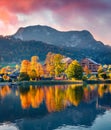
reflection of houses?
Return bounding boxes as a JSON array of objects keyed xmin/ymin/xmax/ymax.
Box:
[
  {"xmin": 83, "ymin": 86, "xmax": 98, "ymax": 103},
  {"xmin": 96, "ymin": 93, "xmax": 111, "ymax": 110},
  {"xmin": 80, "ymin": 58, "xmax": 100, "ymax": 73}
]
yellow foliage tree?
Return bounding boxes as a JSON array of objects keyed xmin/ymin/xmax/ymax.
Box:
[{"xmin": 20, "ymin": 60, "xmax": 30, "ymax": 74}]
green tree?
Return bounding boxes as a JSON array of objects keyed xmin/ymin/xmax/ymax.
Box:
[
  {"xmin": 65, "ymin": 60, "xmax": 83, "ymax": 80},
  {"xmin": 19, "ymin": 72, "xmax": 30, "ymax": 81},
  {"xmin": 53, "ymin": 54, "xmax": 65, "ymax": 77},
  {"xmin": 98, "ymin": 65, "xmax": 108, "ymax": 79},
  {"xmin": 29, "ymin": 70, "xmax": 37, "ymax": 80},
  {"xmin": 98, "ymin": 65, "xmax": 104, "ymax": 74}
]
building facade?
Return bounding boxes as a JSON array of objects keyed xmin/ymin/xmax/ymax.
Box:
[{"xmin": 80, "ymin": 58, "xmax": 100, "ymax": 73}]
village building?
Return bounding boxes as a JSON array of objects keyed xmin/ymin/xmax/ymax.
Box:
[
  {"xmin": 80, "ymin": 58, "xmax": 100, "ymax": 73},
  {"xmin": 61, "ymin": 57, "xmax": 72, "ymax": 67}
]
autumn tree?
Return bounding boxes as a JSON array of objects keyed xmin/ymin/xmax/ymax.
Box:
[
  {"xmin": 45, "ymin": 52, "xmax": 55, "ymax": 77},
  {"xmin": 0, "ymin": 68, "xmax": 7, "ymax": 74},
  {"xmin": 45, "ymin": 53, "xmax": 65, "ymax": 77},
  {"xmin": 84, "ymin": 65, "xmax": 91, "ymax": 75},
  {"xmin": 30, "ymin": 56, "xmax": 39, "ymax": 70},
  {"xmin": 29, "ymin": 56, "xmax": 44, "ymax": 80},
  {"xmin": 36, "ymin": 63, "xmax": 44, "ymax": 78},
  {"xmin": 65, "ymin": 60, "xmax": 83, "ymax": 80},
  {"xmin": 29, "ymin": 70, "xmax": 37, "ymax": 80},
  {"xmin": 20, "ymin": 60, "xmax": 30, "ymax": 74}
]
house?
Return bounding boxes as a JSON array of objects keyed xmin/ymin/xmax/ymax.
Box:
[
  {"xmin": 80, "ymin": 58, "xmax": 100, "ymax": 73},
  {"xmin": 61, "ymin": 57, "xmax": 72, "ymax": 67}
]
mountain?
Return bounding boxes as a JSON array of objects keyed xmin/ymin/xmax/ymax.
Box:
[
  {"xmin": 11, "ymin": 25, "xmax": 111, "ymax": 64},
  {"xmin": 13, "ymin": 25, "xmax": 104, "ymax": 49}
]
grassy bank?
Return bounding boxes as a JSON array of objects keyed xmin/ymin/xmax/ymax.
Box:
[
  {"xmin": 0, "ymin": 79, "xmax": 111, "ymax": 87},
  {"xmin": 17, "ymin": 80, "xmax": 83, "ymax": 86},
  {"xmin": 84, "ymin": 79, "xmax": 111, "ymax": 84}
]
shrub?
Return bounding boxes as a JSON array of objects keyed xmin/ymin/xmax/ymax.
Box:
[{"xmin": 82, "ymin": 75, "xmax": 88, "ymax": 81}]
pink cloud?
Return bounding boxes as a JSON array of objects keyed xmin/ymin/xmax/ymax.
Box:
[{"xmin": 0, "ymin": 0, "xmax": 111, "ymax": 45}]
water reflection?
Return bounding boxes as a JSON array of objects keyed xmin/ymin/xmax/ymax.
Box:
[
  {"xmin": 0, "ymin": 123, "xmax": 18, "ymax": 130},
  {"xmin": 19, "ymin": 85, "xmax": 84, "ymax": 111},
  {"xmin": 0, "ymin": 85, "xmax": 11, "ymax": 98},
  {"xmin": 0, "ymin": 84, "xmax": 111, "ymax": 130}
]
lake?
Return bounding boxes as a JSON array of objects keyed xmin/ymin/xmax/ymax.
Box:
[{"xmin": 0, "ymin": 84, "xmax": 111, "ymax": 130}]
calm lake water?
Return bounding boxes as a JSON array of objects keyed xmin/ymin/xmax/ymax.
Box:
[{"xmin": 0, "ymin": 84, "xmax": 111, "ymax": 130}]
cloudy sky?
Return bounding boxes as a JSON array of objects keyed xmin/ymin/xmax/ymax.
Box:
[{"xmin": 0, "ymin": 0, "xmax": 111, "ymax": 45}]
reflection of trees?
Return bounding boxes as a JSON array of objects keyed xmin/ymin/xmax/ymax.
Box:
[
  {"xmin": 19, "ymin": 84, "xmax": 84, "ymax": 112},
  {"xmin": 44, "ymin": 86, "xmax": 65, "ymax": 112},
  {"xmin": 66, "ymin": 85, "xmax": 83, "ymax": 106},
  {"xmin": 19, "ymin": 86, "xmax": 44, "ymax": 109},
  {"xmin": 2, "ymin": 84, "xmax": 111, "ymax": 112},
  {"xmin": 0, "ymin": 85, "xmax": 11, "ymax": 98},
  {"xmin": 98, "ymin": 84, "xmax": 108, "ymax": 98}
]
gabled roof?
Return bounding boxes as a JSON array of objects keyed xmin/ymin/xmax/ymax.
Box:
[
  {"xmin": 61, "ymin": 57, "xmax": 72, "ymax": 63},
  {"xmin": 87, "ymin": 58, "xmax": 100, "ymax": 65}
]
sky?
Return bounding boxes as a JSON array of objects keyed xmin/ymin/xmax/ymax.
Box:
[{"xmin": 0, "ymin": 0, "xmax": 111, "ymax": 45}]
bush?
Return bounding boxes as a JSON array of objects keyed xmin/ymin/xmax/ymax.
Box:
[
  {"xmin": 99, "ymin": 73, "xmax": 108, "ymax": 79},
  {"xmin": 89, "ymin": 75, "xmax": 97, "ymax": 80},
  {"xmin": 82, "ymin": 75, "xmax": 88, "ymax": 81}
]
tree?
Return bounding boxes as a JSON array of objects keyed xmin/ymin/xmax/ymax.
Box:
[
  {"xmin": 98, "ymin": 65, "xmax": 107, "ymax": 79},
  {"xmin": 20, "ymin": 60, "xmax": 30, "ymax": 74},
  {"xmin": 31, "ymin": 56, "xmax": 39, "ymax": 70},
  {"xmin": 36, "ymin": 63, "xmax": 44, "ymax": 78},
  {"xmin": 98, "ymin": 65, "xmax": 104, "ymax": 74},
  {"xmin": 84, "ymin": 65, "xmax": 91, "ymax": 75},
  {"xmin": 18, "ymin": 72, "xmax": 30, "ymax": 81},
  {"xmin": 53, "ymin": 54, "xmax": 65, "ymax": 77},
  {"xmin": 45, "ymin": 52, "xmax": 55, "ymax": 76},
  {"xmin": 0, "ymin": 68, "xmax": 7, "ymax": 74},
  {"xmin": 45, "ymin": 53, "xmax": 65, "ymax": 77},
  {"xmin": 29, "ymin": 70, "xmax": 37, "ymax": 80},
  {"xmin": 65, "ymin": 60, "xmax": 83, "ymax": 80},
  {"xmin": 15, "ymin": 64, "xmax": 20, "ymax": 70}
]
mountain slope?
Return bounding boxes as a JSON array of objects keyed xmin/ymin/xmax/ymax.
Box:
[
  {"xmin": 13, "ymin": 25, "xmax": 105, "ymax": 50},
  {"xmin": 0, "ymin": 36, "xmax": 111, "ymax": 64},
  {"xmin": 0, "ymin": 36, "xmax": 69, "ymax": 62}
]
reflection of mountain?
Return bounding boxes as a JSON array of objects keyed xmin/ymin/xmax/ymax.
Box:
[
  {"xmin": 97, "ymin": 93, "xmax": 111, "ymax": 110},
  {"xmin": 0, "ymin": 84, "xmax": 111, "ymax": 130},
  {"xmin": 15, "ymin": 102, "xmax": 105, "ymax": 130}
]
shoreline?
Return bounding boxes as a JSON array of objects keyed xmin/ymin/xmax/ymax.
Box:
[
  {"xmin": 17, "ymin": 80, "xmax": 83, "ymax": 86},
  {"xmin": 0, "ymin": 79, "xmax": 111, "ymax": 86}
]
